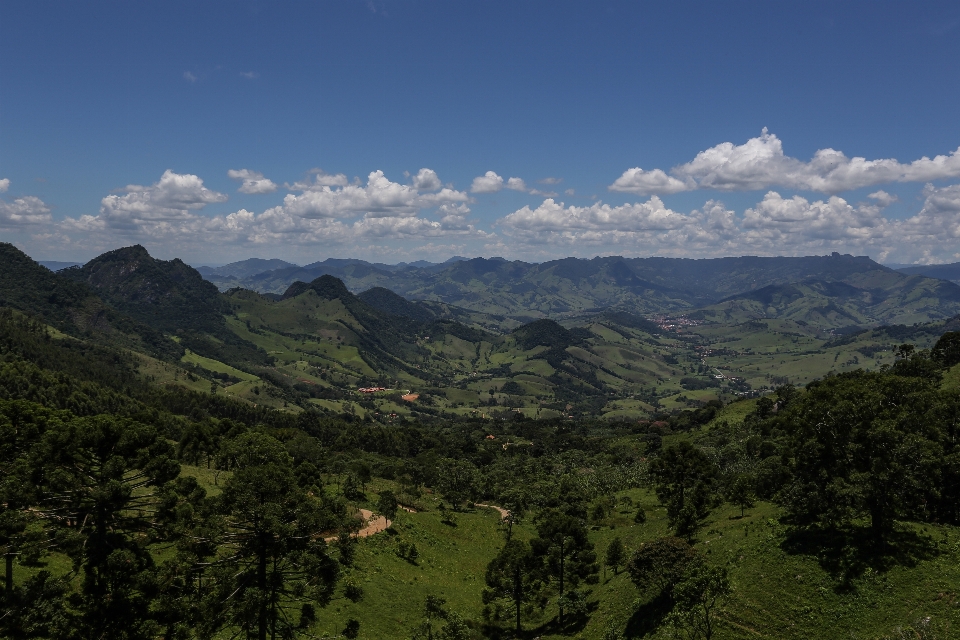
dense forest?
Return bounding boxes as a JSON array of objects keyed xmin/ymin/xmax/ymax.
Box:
[{"xmin": 4, "ymin": 244, "xmax": 960, "ymax": 638}]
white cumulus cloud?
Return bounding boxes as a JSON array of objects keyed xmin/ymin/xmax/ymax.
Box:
[
  {"xmin": 740, "ymin": 192, "xmax": 888, "ymax": 248},
  {"xmin": 506, "ymin": 177, "xmax": 528, "ymax": 191},
  {"xmin": 411, "ymin": 168, "xmax": 442, "ymax": 191},
  {"xmin": 609, "ymin": 168, "xmax": 692, "ymax": 195},
  {"xmin": 471, "ymin": 171, "xmax": 504, "ymax": 193},
  {"xmin": 280, "ymin": 170, "xmax": 469, "ymax": 219},
  {"xmin": 59, "ymin": 170, "xmax": 227, "ymax": 237},
  {"xmin": 228, "ymin": 169, "xmax": 278, "ymax": 194},
  {"xmin": 0, "ymin": 179, "xmax": 9, "ymax": 193},
  {"xmin": 0, "ymin": 195, "xmax": 52, "ymax": 226},
  {"xmin": 610, "ymin": 129, "xmax": 960, "ymax": 195}
]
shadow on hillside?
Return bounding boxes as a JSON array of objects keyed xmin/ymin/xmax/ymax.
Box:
[
  {"xmin": 781, "ymin": 524, "xmax": 940, "ymax": 590},
  {"xmin": 480, "ymin": 600, "xmax": 598, "ymax": 640},
  {"xmin": 624, "ymin": 593, "xmax": 673, "ymax": 638}
]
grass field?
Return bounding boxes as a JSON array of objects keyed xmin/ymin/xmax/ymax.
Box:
[{"xmin": 288, "ymin": 486, "xmax": 960, "ymax": 639}]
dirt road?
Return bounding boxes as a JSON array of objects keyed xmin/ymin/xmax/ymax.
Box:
[
  {"xmin": 475, "ymin": 503, "xmax": 510, "ymax": 520},
  {"xmin": 324, "ymin": 508, "xmax": 391, "ymax": 542}
]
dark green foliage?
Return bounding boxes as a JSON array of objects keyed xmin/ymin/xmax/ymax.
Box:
[
  {"xmin": 605, "ymin": 536, "xmax": 625, "ymax": 574},
  {"xmin": 889, "ymin": 344, "xmax": 943, "ymax": 380},
  {"xmin": 0, "ymin": 245, "xmax": 182, "ymax": 360},
  {"xmin": 483, "ymin": 538, "xmax": 539, "ymax": 632},
  {"xmin": 1, "ymin": 570, "xmax": 74, "ymax": 638},
  {"xmin": 512, "ymin": 319, "xmax": 579, "ymax": 351},
  {"xmin": 357, "ymin": 286, "xmax": 436, "ymax": 323},
  {"xmin": 665, "ymin": 564, "xmax": 730, "ymax": 640},
  {"xmin": 60, "ymin": 244, "xmax": 271, "ymax": 366},
  {"xmin": 650, "ymin": 442, "xmax": 718, "ymax": 538},
  {"xmin": 377, "ymin": 490, "xmax": 399, "ymax": 520},
  {"xmin": 626, "ymin": 537, "xmax": 703, "ymax": 600},
  {"xmin": 779, "ymin": 370, "xmax": 942, "ymax": 545},
  {"xmin": 601, "ymin": 311, "xmax": 662, "ymax": 334},
  {"xmin": 35, "ymin": 413, "xmax": 180, "ymax": 638},
  {"xmin": 634, "ymin": 507, "xmax": 647, "ymax": 524},
  {"xmin": 435, "ymin": 459, "xmax": 479, "ymax": 509},
  {"xmin": 0, "ymin": 243, "xmax": 93, "ymax": 330},
  {"xmin": 410, "ymin": 595, "xmax": 470, "ymax": 640},
  {"xmin": 0, "ymin": 309, "xmax": 293, "ymax": 436},
  {"xmin": 931, "ymin": 331, "xmax": 960, "ymax": 368},
  {"xmin": 530, "ymin": 508, "xmax": 598, "ymax": 625},
  {"xmin": 343, "ymin": 618, "xmax": 361, "ymax": 638},
  {"xmin": 499, "ymin": 380, "xmax": 525, "ymax": 396},
  {"xmin": 680, "ymin": 377, "xmax": 720, "ymax": 391},
  {"xmin": 199, "ymin": 432, "xmax": 341, "ymax": 640},
  {"xmin": 727, "ymin": 474, "xmax": 756, "ymax": 517}
]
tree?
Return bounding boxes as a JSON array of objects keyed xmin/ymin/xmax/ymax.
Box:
[
  {"xmin": 626, "ymin": 537, "xmax": 703, "ymax": 601},
  {"xmin": 932, "ymin": 331, "xmax": 960, "ymax": 368},
  {"xmin": 482, "ymin": 538, "xmax": 540, "ymax": 633},
  {"xmin": 411, "ymin": 595, "xmax": 470, "ymax": 640},
  {"xmin": 435, "ymin": 459, "xmax": 479, "ymax": 510},
  {"xmin": 780, "ymin": 371, "xmax": 941, "ymax": 546},
  {"xmin": 605, "ymin": 536, "xmax": 625, "ymax": 576},
  {"xmin": 199, "ymin": 432, "xmax": 340, "ymax": 640},
  {"xmin": 665, "ymin": 565, "xmax": 730, "ymax": 640},
  {"xmin": 35, "ymin": 414, "xmax": 181, "ymax": 638},
  {"xmin": 177, "ymin": 420, "xmax": 216, "ymax": 467},
  {"xmin": 530, "ymin": 508, "xmax": 598, "ymax": 626},
  {"xmin": 497, "ymin": 487, "xmax": 529, "ymax": 541},
  {"xmin": 0, "ymin": 401, "xmax": 53, "ymax": 600},
  {"xmin": 650, "ymin": 442, "xmax": 718, "ymax": 538},
  {"xmin": 377, "ymin": 490, "xmax": 399, "ymax": 521},
  {"xmin": 727, "ymin": 474, "xmax": 755, "ymax": 517}
]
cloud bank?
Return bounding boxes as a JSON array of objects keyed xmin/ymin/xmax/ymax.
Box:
[
  {"xmin": 610, "ymin": 129, "xmax": 960, "ymax": 195},
  {"xmin": 33, "ymin": 169, "xmax": 487, "ymax": 258},
  {"xmin": 497, "ymin": 184, "xmax": 960, "ymax": 263},
  {"xmin": 7, "ymin": 142, "xmax": 960, "ymax": 265}
]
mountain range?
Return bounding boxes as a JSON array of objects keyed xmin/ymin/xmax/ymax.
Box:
[
  {"xmin": 5, "ymin": 242, "xmax": 959, "ymax": 419},
  {"xmin": 198, "ymin": 252, "xmax": 960, "ymax": 327}
]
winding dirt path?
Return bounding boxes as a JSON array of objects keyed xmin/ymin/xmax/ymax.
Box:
[
  {"xmin": 475, "ymin": 503, "xmax": 510, "ymax": 520},
  {"xmin": 324, "ymin": 508, "xmax": 391, "ymax": 542},
  {"xmin": 323, "ymin": 504, "xmax": 509, "ymax": 543}
]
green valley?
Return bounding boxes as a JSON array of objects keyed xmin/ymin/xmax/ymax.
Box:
[{"xmin": 4, "ymin": 242, "xmax": 960, "ymax": 639}]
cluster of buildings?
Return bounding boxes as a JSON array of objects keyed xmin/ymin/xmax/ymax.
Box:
[{"xmin": 650, "ymin": 315, "xmax": 703, "ymax": 332}]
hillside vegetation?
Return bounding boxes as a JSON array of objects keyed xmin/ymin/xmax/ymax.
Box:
[{"xmin": 3, "ymin": 244, "xmax": 960, "ymax": 639}]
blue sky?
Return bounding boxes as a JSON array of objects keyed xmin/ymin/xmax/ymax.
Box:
[{"xmin": 3, "ymin": 1, "xmax": 960, "ymax": 265}]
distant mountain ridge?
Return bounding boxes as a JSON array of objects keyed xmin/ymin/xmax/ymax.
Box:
[
  {"xmin": 194, "ymin": 252, "xmax": 960, "ymax": 327},
  {"xmin": 896, "ymin": 262, "xmax": 960, "ymax": 284}
]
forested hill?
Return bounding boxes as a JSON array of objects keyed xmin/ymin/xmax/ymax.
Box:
[
  {"xmin": 60, "ymin": 245, "xmax": 271, "ymax": 366},
  {"xmin": 61, "ymin": 244, "xmax": 229, "ymax": 336},
  {"xmin": 0, "ymin": 243, "xmax": 181, "ymax": 359}
]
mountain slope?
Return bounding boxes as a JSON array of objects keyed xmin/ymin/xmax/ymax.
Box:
[
  {"xmin": 705, "ymin": 276, "xmax": 960, "ymax": 328},
  {"xmin": 0, "ymin": 243, "xmax": 181, "ymax": 359},
  {"xmin": 61, "ymin": 245, "xmax": 271, "ymax": 366}
]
